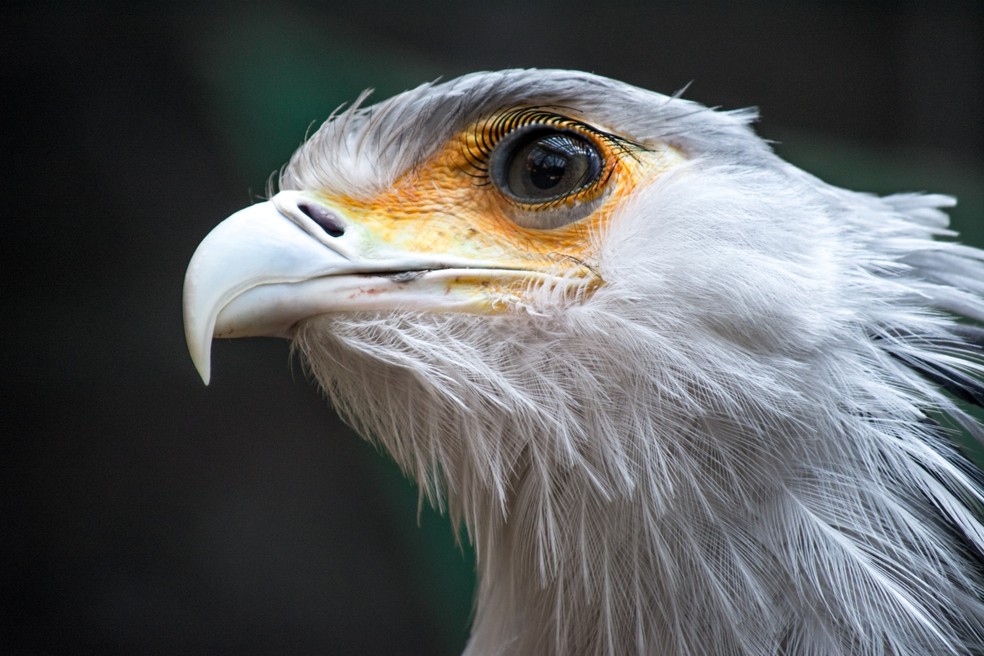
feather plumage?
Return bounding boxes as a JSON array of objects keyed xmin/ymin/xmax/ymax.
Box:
[{"xmin": 202, "ymin": 70, "xmax": 984, "ymax": 655}]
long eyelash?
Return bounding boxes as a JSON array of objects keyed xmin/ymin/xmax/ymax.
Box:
[{"xmin": 460, "ymin": 106, "xmax": 647, "ymax": 185}]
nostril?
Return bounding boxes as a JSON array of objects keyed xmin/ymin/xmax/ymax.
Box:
[{"xmin": 298, "ymin": 202, "xmax": 346, "ymax": 238}]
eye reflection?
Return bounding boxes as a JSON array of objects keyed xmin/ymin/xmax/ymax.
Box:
[{"xmin": 491, "ymin": 128, "xmax": 603, "ymax": 204}]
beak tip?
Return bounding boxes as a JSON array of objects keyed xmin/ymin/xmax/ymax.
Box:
[
  {"xmin": 188, "ymin": 332, "xmax": 213, "ymax": 386},
  {"xmin": 184, "ymin": 297, "xmax": 214, "ymax": 386}
]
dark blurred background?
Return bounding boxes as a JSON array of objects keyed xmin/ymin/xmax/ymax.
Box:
[{"xmin": 3, "ymin": 1, "xmax": 983, "ymax": 654}]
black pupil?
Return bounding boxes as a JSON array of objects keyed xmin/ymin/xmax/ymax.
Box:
[
  {"xmin": 527, "ymin": 142, "xmax": 570, "ymax": 190},
  {"xmin": 494, "ymin": 129, "xmax": 602, "ymax": 204}
]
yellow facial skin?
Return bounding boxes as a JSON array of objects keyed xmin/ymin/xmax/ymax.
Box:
[
  {"xmin": 184, "ymin": 110, "xmax": 687, "ymax": 381},
  {"xmin": 312, "ymin": 111, "xmax": 686, "ymax": 293}
]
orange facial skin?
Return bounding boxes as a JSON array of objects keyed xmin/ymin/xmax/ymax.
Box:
[{"xmin": 308, "ymin": 111, "xmax": 685, "ymax": 290}]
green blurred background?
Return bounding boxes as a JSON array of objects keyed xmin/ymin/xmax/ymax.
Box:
[{"xmin": 3, "ymin": 1, "xmax": 982, "ymax": 654}]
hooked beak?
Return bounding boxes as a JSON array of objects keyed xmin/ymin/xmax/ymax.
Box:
[{"xmin": 183, "ymin": 191, "xmax": 544, "ymax": 384}]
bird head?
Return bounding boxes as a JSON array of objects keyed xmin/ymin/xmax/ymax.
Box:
[
  {"xmin": 184, "ymin": 69, "xmax": 824, "ymax": 499},
  {"xmin": 184, "ymin": 69, "xmax": 984, "ymax": 655}
]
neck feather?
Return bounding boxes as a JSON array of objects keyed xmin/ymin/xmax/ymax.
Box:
[{"xmin": 295, "ymin": 305, "xmax": 984, "ymax": 656}]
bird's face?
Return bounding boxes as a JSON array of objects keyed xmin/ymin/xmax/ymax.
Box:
[
  {"xmin": 184, "ymin": 69, "xmax": 822, "ymax": 511},
  {"xmin": 184, "ymin": 74, "xmax": 688, "ymax": 384}
]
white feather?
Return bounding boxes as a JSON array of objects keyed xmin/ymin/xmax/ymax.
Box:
[{"xmin": 285, "ymin": 70, "xmax": 984, "ymax": 655}]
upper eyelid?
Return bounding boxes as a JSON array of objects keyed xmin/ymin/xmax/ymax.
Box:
[
  {"xmin": 458, "ymin": 107, "xmax": 644, "ymax": 186},
  {"xmin": 470, "ymin": 107, "xmax": 632, "ymax": 157},
  {"xmin": 449, "ymin": 108, "xmax": 646, "ymax": 227}
]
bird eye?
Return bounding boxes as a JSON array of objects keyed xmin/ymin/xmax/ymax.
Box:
[{"xmin": 490, "ymin": 127, "xmax": 604, "ymax": 205}]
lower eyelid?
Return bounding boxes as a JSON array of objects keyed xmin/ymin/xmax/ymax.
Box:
[{"xmin": 502, "ymin": 188, "xmax": 607, "ymax": 230}]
